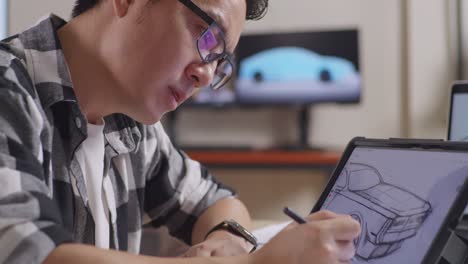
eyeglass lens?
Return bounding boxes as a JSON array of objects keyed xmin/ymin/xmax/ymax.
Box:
[{"xmin": 197, "ymin": 25, "xmax": 233, "ymax": 89}]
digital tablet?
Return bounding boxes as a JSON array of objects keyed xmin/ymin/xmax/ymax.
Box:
[{"xmin": 312, "ymin": 137, "xmax": 468, "ymax": 263}]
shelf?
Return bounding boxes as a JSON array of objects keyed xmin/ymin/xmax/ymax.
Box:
[{"xmin": 185, "ymin": 149, "xmax": 342, "ymax": 168}]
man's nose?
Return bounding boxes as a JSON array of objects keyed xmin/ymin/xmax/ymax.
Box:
[{"xmin": 186, "ymin": 61, "xmax": 217, "ymax": 88}]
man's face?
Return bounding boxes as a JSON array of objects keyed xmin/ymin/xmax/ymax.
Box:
[{"xmin": 103, "ymin": 0, "xmax": 246, "ymax": 124}]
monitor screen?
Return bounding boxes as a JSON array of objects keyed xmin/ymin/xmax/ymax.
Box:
[
  {"xmin": 448, "ymin": 92, "xmax": 468, "ymax": 217},
  {"xmin": 0, "ymin": 0, "xmax": 7, "ymax": 39},
  {"xmin": 449, "ymin": 93, "xmax": 468, "ymax": 141},
  {"xmin": 187, "ymin": 29, "xmax": 361, "ymax": 106},
  {"xmin": 319, "ymin": 146, "xmax": 468, "ymax": 263}
]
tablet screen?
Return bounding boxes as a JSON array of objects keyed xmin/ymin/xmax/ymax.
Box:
[{"xmin": 320, "ymin": 146, "xmax": 468, "ymax": 263}]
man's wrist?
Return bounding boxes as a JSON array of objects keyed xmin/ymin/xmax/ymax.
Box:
[
  {"xmin": 205, "ymin": 230, "xmax": 254, "ymax": 253},
  {"xmin": 204, "ymin": 219, "xmax": 257, "ymax": 253}
]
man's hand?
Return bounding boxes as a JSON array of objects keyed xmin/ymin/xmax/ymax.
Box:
[
  {"xmin": 251, "ymin": 210, "xmax": 361, "ymax": 264},
  {"xmin": 181, "ymin": 230, "xmax": 253, "ymax": 257}
]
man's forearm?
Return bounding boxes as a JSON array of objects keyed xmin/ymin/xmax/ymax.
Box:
[
  {"xmin": 191, "ymin": 197, "xmax": 252, "ymax": 244},
  {"xmin": 44, "ymin": 244, "xmax": 150, "ymax": 264},
  {"xmin": 44, "ymin": 244, "xmax": 255, "ymax": 264}
]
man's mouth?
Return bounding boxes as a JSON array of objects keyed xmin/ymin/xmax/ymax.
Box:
[{"xmin": 170, "ymin": 87, "xmax": 182, "ymax": 104}]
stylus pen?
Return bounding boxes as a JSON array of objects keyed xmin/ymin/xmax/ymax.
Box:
[
  {"xmin": 283, "ymin": 207, "xmax": 307, "ymax": 224},
  {"xmin": 285, "ymin": 207, "xmax": 357, "ymax": 262}
]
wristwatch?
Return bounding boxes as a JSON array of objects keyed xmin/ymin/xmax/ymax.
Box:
[{"xmin": 205, "ymin": 219, "xmax": 258, "ymax": 253}]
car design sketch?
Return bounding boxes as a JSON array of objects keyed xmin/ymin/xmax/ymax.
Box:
[
  {"xmin": 322, "ymin": 162, "xmax": 432, "ymax": 260},
  {"xmin": 235, "ymin": 47, "xmax": 361, "ymax": 103}
]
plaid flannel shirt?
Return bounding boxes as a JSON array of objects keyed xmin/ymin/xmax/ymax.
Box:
[{"xmin": 0, "ymin": 14, "xmax": 235, "ymax": 263}]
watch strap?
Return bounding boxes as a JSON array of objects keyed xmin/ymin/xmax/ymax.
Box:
[{"xmin": 204, "ymin": 219, "xmax": 257, "ymax": 253}]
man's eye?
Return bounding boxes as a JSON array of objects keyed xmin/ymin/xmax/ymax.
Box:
[
  {"xmin": 189, "ymin": 23, "xmax": 205, "ymax": 38},
  {"xmin": 199, "ymin": 25, "xmax": 208, "ymax": 35},
  {"xmin": 200, "ymin": 30, "xmax": 218, "ymax": 51},
  {"xmin": 195, "ymin": 24, "xmax": 207, "ymax": 36}
]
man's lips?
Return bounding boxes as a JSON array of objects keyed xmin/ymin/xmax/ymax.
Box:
[{"xmin": 170, "ymin": 87, "xmax": 183, "ymax": 104}]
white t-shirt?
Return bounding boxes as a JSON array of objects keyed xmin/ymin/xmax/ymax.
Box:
[{"xmin": 75, "ymin": 122, "xmax": 109, "ymax": 249}]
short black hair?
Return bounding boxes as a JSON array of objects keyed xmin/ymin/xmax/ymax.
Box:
[
  {"xmin": 71, "ymin": 0, "xmax": 97, "ymax": 18},
  {"xmin": 246, "ymin": 0, "xmax": 268, "ymax": 20},
  {"xmin": 71, "ymin": 0, "xmax": 268, "ymax": 20}
]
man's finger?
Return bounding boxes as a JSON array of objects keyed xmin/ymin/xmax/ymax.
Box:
[
  {"xmin": 195, "ymin": 247, "xmax": 212, "ymax": 257},
  {"xmin": 323, "ymin": 216, "xmax": 361, "ymax": 241},
  {"xmin": 336, "ymin": 240, "xmax": 356, "ymax": 261},
  {"xmin": 306, "ymin": 210, "xmax": 339, "ymax": 221}
]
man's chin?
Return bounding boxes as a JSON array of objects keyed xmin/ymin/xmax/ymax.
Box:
[{"xmin": 130, "ymin": 111, "xmax": 163, "ymax": 125}]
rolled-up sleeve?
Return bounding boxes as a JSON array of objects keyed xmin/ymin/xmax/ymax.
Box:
[
  {"xmin": 142, "ymin": 123, "xmax": 235, "ymax": 245},
  {"xmin": 0, "ymin": 67, "xmax": 72, "ymax": 263}
]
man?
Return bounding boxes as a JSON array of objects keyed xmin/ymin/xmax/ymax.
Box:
[{"xmin": 0, "ymin": 0, "xmax": 360, "ymax": 263}]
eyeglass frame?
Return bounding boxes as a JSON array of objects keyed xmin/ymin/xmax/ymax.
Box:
[{"xmin": 178, "ymin": 0, "xmax": 235, "ymax": 90}]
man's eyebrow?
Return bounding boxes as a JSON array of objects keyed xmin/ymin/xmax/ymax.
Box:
[
  {"xmin": 206, "ymin": 9, "xmax": 229, "ymax": 40},
  {"xmin": 206, "ymin": 9, "xmax": 238, "ymax": 53}
]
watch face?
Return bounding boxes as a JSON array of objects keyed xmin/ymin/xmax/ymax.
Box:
[
  {"xmin": 206, "ymin": 219, "xmax": 258, "ymax": 252},
  {"xmin": 228, "ymin": 220, "xmax": 255, "ymax": 239},
  {"xmin": 225, "ymin": 219, "xmax": 258, "ymax": 251}
]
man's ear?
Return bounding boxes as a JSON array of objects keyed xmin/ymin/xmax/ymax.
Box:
[{"xmin": 112, "ymin": 0, "xmax": 134, "ymax": 17}]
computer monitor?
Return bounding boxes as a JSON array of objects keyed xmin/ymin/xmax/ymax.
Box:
[
  {"xmin": 447, "ymin": 83, "xmax": 468, "ymax": 230},
  {"xmin": 0, "ymin": 0, "xmax": 7, "ymax": 39},
  {"xmin": 234, "ymin": 29, "xmax": 361, "ymax": 105},
  {"xmin": 448, "ymin": 82, "xmax": 468, "ymax": 141},
  {"xmin": 188, "ymin": 29, "xmax": 361, "ymax": 106}
]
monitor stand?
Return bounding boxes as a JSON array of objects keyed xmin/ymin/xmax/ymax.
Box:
[
  {"xmin": 297, "ymin": 105, "xmax": 312, "ymax": 149},
  {"xmin": 276, "ymin": 105, "xmax": 322, "ymax": 151}
]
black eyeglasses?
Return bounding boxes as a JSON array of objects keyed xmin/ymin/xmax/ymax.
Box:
[{"xmin": 178, "ymin": 0, "xmax": 235, "ymax": 90}]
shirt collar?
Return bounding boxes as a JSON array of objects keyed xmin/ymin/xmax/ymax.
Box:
[
  {"xmin": 19, "ymin": 14, "xmax": 76, "ymax": 109},
  {"xmin": 104, "ymin": 114, "xmax": 142, "ymax": 154}
]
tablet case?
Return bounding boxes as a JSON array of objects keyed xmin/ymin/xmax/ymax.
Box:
[{"xmin": 311, "ymin": 137, "xmax": 468, "ymax": 264}]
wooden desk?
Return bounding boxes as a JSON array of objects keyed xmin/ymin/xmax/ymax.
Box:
[{"xmin": 185, "ymin": 149, "xmax": 342, "ymax": 168}]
